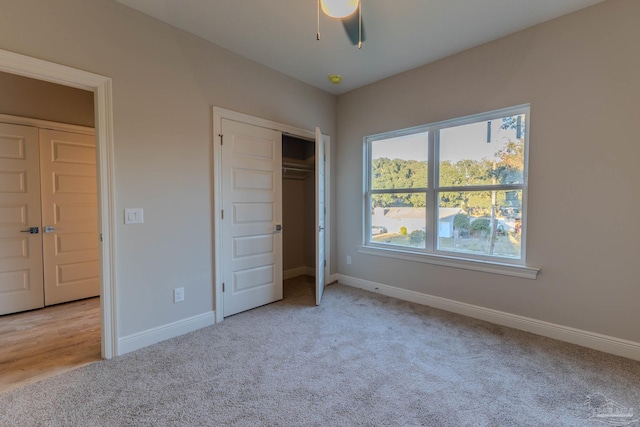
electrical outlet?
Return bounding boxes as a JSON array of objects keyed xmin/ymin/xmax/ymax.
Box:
[
  {"xmin": 346, "ymin": 255, "xmax": 352, "ymax": 265},
  {"xmin": 173, "ymin": 287, "xmax": 184, "ymax": 303}
]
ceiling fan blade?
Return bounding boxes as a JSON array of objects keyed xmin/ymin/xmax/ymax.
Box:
[{"xmin": 342, "ymin": 13, "xmax": 365, "ymax": 45}]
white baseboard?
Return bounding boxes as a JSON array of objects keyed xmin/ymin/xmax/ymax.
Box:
[
  {"xmin": 328, "ymin": 273, "xmax": 339, "ymax": 284},
  {"xmin": 284, "ymin": 266, "xmax": 315, "ymax": 280},
  {"xmin": 337, "ymin": 275, "xmax": 640, "ymax": 362},
  {"xmin": 118, "ymin": 311, "xmax": 215, "ymax": 356}
]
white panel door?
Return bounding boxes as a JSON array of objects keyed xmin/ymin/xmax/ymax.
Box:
[
  {"xmin": 0, "ymin": 123, "xmax": 44, "ymax": 315},
  {"xmin": 39, "ymin": 129, "xmax": 99, "ymax": 306},
  {"xmin": 222, "ymin": 119, "xmax": 282, "ymax": 317},
  {"xmin": 315, "ymin": 128, "xmax": 326, "ymax": 306}
]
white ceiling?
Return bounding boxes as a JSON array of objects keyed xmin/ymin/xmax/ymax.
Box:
[{"xmin": 114, "ymin": 0, "xmax": 606, "ymax": 95}]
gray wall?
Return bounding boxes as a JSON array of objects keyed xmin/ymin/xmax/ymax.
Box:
[
  {"xmin": 0, "ymin": 71, "xmax": 94, "ymax": 127},
  {"xmin": 0, "ymin": 0, "xmax": 336, "ymax": 338},
  {"xmin": 283, "ymin": 176, "xmax": 315, "ymax": 273},
  {"xmin": 283, "ymin": 178, "xmax": 306, "ymax": 271},
  {"xmin": 336, "ymin": 0, "xmax": 640, "ymax": 343}
]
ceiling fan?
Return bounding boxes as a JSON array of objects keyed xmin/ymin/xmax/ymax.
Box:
[{"xmin": 317, "ymin": 0, "xmax": 365, "ymax": 48}]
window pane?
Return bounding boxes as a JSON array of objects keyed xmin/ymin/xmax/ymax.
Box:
[
  {"xmin": 439, "ymin": 114, "xmax": 525, "ymax": 187},
  {"xmin": 371, "ymin": 132, "xmax": 428, "ymax": 190},
  {"xmin": 371, "ymin": 193, "xmax": 426, "ymax": 248},
  {"xmin": 437, "ymin": 190, "xmax": 523, "ymax": 259}
]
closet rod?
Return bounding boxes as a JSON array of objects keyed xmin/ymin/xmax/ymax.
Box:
[
  {"xmin": 282, "ymin": 162, "xmax": 314, "ymax": 173},
  {"xmin": 283, "ymin": 166, "xmax": 313, "ymax": 173}
]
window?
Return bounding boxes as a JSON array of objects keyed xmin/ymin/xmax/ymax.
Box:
[{"xmin": 365, "ymin": 105, "xmax": 529, "ymax": 266}]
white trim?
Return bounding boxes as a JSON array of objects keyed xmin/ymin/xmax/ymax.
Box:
[
  {"xmin": 0, "ymin": 113, "xmax": 95, "ymax": 135},
  {"xmin": 118, "ymin": 311, "xmax": 215, "ymax": 355},
  {"xmin": 356, "ymin": 245, "xmax": 539, "ymax": 279},
  {"xmin": 0, "ymin": 49, "xmax": 118, "ymax": 358},
  {"xmin": 214, "ymin": 108, "xmax": 316, "ymax": 140},
  {"xmin": 213, "ymin": 107, "xmax": 331, "ymax": 322},
  {"xmin": 328, "ymin": 273, "xmax": 339, "ymax": 284},
  {"xmin": 364, "ymin": 104, "xmax": 531, "ymax": 268},
  {"xmin": 337, "ymin": 275, "xmax": 640, "ymax": 361}
]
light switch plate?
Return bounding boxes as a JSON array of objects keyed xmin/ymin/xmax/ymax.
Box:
[{"xmin": 124, "ymin": 208, "xmax": 144, "ymax": 224}]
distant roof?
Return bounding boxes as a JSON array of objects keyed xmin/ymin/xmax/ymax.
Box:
[
  {"xmin": 439, "ymin": 208, "xmax": 463, "ymax": 220},
  {"xmin": 377, "ymin": 207, "xmax": 462, "ymax": 220}
]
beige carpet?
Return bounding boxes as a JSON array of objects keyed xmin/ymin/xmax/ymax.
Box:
[{"xmin": 1, "ymin": 277, "xmax": 639, "ymax": 426}]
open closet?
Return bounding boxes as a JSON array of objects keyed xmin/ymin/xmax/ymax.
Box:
[
  {"xmin": 215, "ymin": 110, "xmax": 328, "ymax": 317},
  {"xmin": 282, "ymin": 134, "xmax": 316, "ymax": 279}
]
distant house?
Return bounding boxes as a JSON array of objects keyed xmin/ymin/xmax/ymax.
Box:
[
  {"xmin": 372, "ymin": 207, "xmax": 462, "ymax": 237},
  {"xmin": 438, "ymin": 208, "xmax": 463, "ymax": 238}
]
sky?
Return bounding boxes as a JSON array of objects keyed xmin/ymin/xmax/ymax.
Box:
[{"xmin": 372, "ymin": 117, "xmax": 522, "ymax": 163}]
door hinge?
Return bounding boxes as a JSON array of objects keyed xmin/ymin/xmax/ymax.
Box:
[
  {"xmin": 324, "ymin": 207, "xmax": 326, "ymax": 215},
  {"xmin": 100, "ymin": 233, "xmax": 103, "ymax": 242},
  {"xmin": 222, "ymin": 282, "xmax": 225, "ymax": 292},
  {"xmin": 219, "ymin": 134, "xmax": 224, "ymax": 145},
  {"xmin": 324, "ymin": 259, "xmax": 327, "ymax": 267},
  {"xmin": 221, "ymin": 210, "xmax": 224, "ymax": 219}
]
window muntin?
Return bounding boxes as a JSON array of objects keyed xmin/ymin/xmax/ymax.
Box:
[{"xmin": 366, "ymin": 106, "xmax": 528, "ymax": 264}]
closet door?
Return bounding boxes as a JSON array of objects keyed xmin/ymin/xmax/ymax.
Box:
[
  {"xmin": 39, "ymin": 129, "xmax": 99, "ymax": 306},
  {"xmin": 315, "ymin": 128, "xmax": 326, "ymax": 305},
  {"xmin": 221, "ymin": 119, "xmax": 283, "ymax": 317},
  {"xmin": 0, "ymin": 123, "xmax": 44, "ymax": 315}
]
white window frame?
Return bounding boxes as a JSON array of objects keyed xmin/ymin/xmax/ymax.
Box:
[{"xmin": 359, "ymin": 105, "xmax": 539, "ymax": 279}]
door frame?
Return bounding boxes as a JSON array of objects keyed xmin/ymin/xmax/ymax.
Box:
[
  {"xmin": 0, "ymin": 49, "xmax": 117, "ymax": 358},
  {"xmin": 212, "ymin": 107, "xmax": 331, "ymax": 322}
]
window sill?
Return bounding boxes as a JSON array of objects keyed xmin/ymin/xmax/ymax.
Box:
[{"xmin": 356, "ymin": 245, "xmax": 539, "ymax": 280}]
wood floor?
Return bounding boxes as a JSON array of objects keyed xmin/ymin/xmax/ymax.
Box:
[{"xmin": 0, "ymin": 297, "xmax": 101, "ymax": 393}]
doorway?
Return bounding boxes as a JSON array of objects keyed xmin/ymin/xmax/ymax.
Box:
[
  {"xmin": 0, "ymin": 48, "xmax": 116, "ymax": 358},
  {"xmin": 282, "ymin": 134, "xmax": 316, "ymax": 282},
  {"xmin": 281, "ymin": 133, "xmax": 327, "ymax": 305},
  {"xmin": 0, "ymin": 77, "xmax": 101, "ymax": 389}
]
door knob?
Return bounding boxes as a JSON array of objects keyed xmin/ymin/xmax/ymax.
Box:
[
  {"xmin": 20, "ymin": 227, "xmax": 39, "ymax": 234},
  {"xmin": 318, "ymin": 226, "xmax": 325, "ymax": 232},
  {"xmin": 274, "ymin": 224, "xmax": 283, "ymax": 232},
  {"xmin": 44, "ymin": 226, "xmax": 55, "ymax": 233}
]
